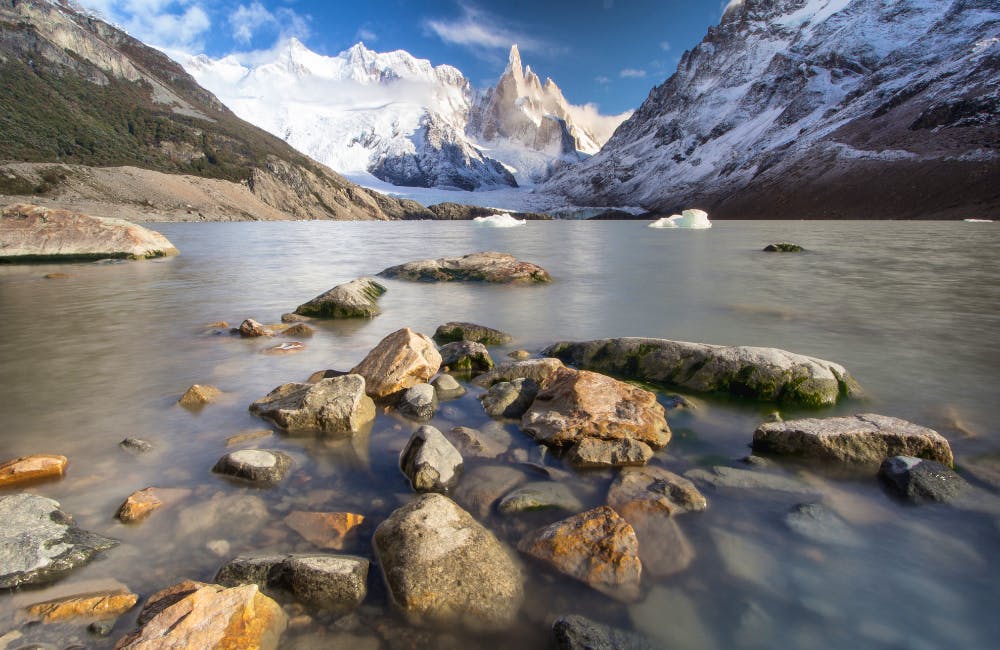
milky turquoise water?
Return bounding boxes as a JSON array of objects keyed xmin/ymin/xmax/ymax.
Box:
[{"xmin": 1, "ymin": 220, "xmax": 998, "ymax": 648}]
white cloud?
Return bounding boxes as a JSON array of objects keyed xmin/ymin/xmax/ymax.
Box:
[
  {"xmin": 595, "ymin": 75, "xmax": 611, "ymax": 85},
  {"xmin": 230, "ymin": 2, "xmax": 273, "ymax": 45},
  {"xmin": 424, "ymin": 3, "xmax": 548, "ymax": 55},
  {"xmin": 620, "ymin": 68, "xmax": 647, "ymax": 79},
  {"xmin": 565, "ymin": 103, "xmax": 633, "ymax": 144},
  {"xmin": 76, "ymin": 0, "xmax": 211, "ymax": 52},
  {"xmin": 356, "ymin": 27, "xmax": 377, "ymax": 43},
  {"xmin": 659, "ymin": 40, "xmax": 671, "ymax": 52}
]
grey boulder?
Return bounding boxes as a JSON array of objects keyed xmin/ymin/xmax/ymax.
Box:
[
  {"xmin": 439, "ymin": 340, "xmax": 494, "ymax": 372},
  {"xmin": 397, "ymin": 383, "xmax": 438, "ymax": 422},
  {"xmin": 294, "ymin": 277, "xmax": 386, "ymax": 319},
  {"xmin": 212, "ymin": 449, "xmax": 292, "ymax": 486},
  {"xmin": 553, "ymin": 614, "xmax": 659, "ymax": 650},
  {"xmin": 216, "ymin": 553, "xmax": 368, "ymax": 613},
  {"xmin": 249, "ymin": 375, "xmax": 375, "ymax": 435},
  {"xmin": 879, "ymin": 456, "xmax": 970, "ymax": 504},
  {"xmin": 399, "ymin": 425, "xmax": 463, "ymax": 492},
  {"xmin": 480, "ymin": 378, "xmax": 539, "ymax": 419}
]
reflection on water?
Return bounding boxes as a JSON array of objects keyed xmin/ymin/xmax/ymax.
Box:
[{"xmin": 1, "ymin": 221, "xmax": 999, "ymax": 648}]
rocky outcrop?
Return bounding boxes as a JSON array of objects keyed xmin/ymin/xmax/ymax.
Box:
[
  {"xmin": 518, "ymin": 506, "xmax": 642, "ymax": 602},
  {"xmin": 372, "ymin": 494, "xmax": 524, "ymax": 630},
  {"xmin": 294, "ymin": 277, "xmax": 386, "ymax": 318},
  {"xmin": 114, "ymin": 580, "xmax": 287, "ymax": 649},
  {"xmin": 216, "ymin": 554, "xmax": 369, "ymax": 613},
  {"xmin": 249, "ymin": 376, "xmax": 375, "ymax": 435},
  {"xmin": 521, "ymin": 368, "xmax": 671, "ymax": 450},
  {"xmin": 439, "ymin": 341, "xmax": 494, "ymax": 372},
  {"xmin": 379, "ymin": 252, "xmax": 552, "ymax": 283},
  {"xmin": 0, "ymin": 453, "xmax": 67, "ymax": 487},
  {"xmin": 878, "ymin": 456, "xmax": 970, "ymax": 503},
  {"xmin": 399, "ymin": 425, "xmax": 464, "ymax": 493},
  {"xmin": 0, "ymin": 204, "xmax": 178, "ymax": 262},
  {"xmin": 0, "ymin": 493, "xmax": 118, "ymax": 589},
  {"xmin": 350, "ymin": 328, "xmax": 442, "ymax": 400},
  {"xmin": 211, "ymin": 449, "xmax": 293, "ymax": 486},
  {"xmin": 753, "ymin": 414, "xmax": 954, "ymax": 466},
  {"xmin": 433, "ymin": 321, "xmax": 513, "ymax": 345},
  {"xmin": 545, "ymin": 338, "xmax": 863, "ymax": 407}
]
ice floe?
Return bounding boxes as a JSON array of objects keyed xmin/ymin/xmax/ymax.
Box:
[
  {"xmin": 648, "ymin": 209, "xmax": 712, "ymax": 229},
  {"xmin": 473, "ymin": 213, "xmax": 527, "ymax": 227}
]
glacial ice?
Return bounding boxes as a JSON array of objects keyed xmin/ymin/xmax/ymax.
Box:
[
  {"xmin": 473, "ymin": 213, "xmax": 527, "ymax": 228},
  {"xmin": 648, "ymin": 209, "xmax": 712, "ymax": 229}
]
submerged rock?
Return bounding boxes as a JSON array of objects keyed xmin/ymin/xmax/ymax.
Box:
[
  {"xmin": 0, "ymin": 493, "xmax": 118, "ymax": 589},
  {"xmin": 397, "ymin": 383, "xmax": 438, "ymax": 422},
  {"xmin": 521, "ymin": 368, "xmax": 671, "ymax": 449},
  {"xmin": 607, "ymin": 466, "xmax": 707, "ymax": 517},
  {"xmin": 178, "ymin": 384, "xmax": 222, "ymax": 409},
  {"xmin": 372, "ymin": 494, "xmax": 524, "ymax": 630},
  {"xmin": 518, "ymin": 505, "xmax": 642, "ymax": 602},
  {"xmin": 879, "ymin": 456, "xmax": 970, "ymax": 503},
  {"xmin": 684, "ymin": 466, "xmax": 821, "ymax": 497},
  {"xmin": 294, "ymin": 277, "xmax": 387, "ymax": 319},
  {"xmin": 115, "ymin": 487, "xmax": 191, "ymax": 523},
  {"xmin": 211, "ymin": 449, "xmax": 293, "ymax": 486},
  {"xmin": 399, "ymin": 425, "xmax": 463, "ymax": 493},
  {"xmin": 249, "ymin": 375, "xmax": 375, "ymax": 435},
  {"xmin": 785, "ymin": 503, "xmax": 862, "ymax": 547},
  {"xmin": 439, "ymin": 340, "xmax": 494, "ymax": 372},
  {"xmin": 497, "ymin": 481, "xmax": 583, "ymax": 514},
  {"xmin": 238, "ymin": 318, "xmax": 275, "ymax": 337},
  {"xmin": 763, "ymin": 242, "xmax": 804, "ymax": 252},
  {"xmin": 545, "ymin": 337, "xmax": 863, "ymax": 407},
  {"xmin": 176, "ymin": 493, "xmax": 269, "ymax": 539},
  {"xmin": 379, "ymin": 251, "xmax": 551, "ymax": 283},
  {"xmin": 0, "ymin": 203, "xmax": 178, "ymax": 261},
  {"xmin": 433, "ymin": 321, "xmax": 513, "ymax": 345},
  {"xmin": 453, "ymin": 465, "xmax": 527, "ymax": 518},
  {"xmin": 553, "ymin": 614, "xmax": 659, "ymax": 650},
  {"xmin": 445, "ymin": 425, "xmax": 511, "ymax": 459},
  {"xmin": 119, "ymin": 438, "xmax": 153, "ymax": 454},
  {"xmin": 0, "ymin": 453, "xmax": 67, "ymax": 488},
  {"xmin": 431, "ymin": 374, "xmax": 465, "ymax": 400},
  {"xmin": 115, "ymin": 580, "xmax": 286, "ymax": 649},
  {"xmin": 284, "ymin": 511, "xmax": 365, "ymax": 550},
  {"xmin": 753, "ymin": 414, "xmax": 954, "ymax": 466},
  {"xmin": 481, "ymin": 378, "xmax": 539, "ymax": 419},
  {"xmin": 472, "ymin": 358, "xmax": 564, "ymax": 388},
  {"xmin": 351, "ymin": 328, "xmax": 442, "ymax": 400},
  {"xmin": 568, "ymin": 438, "xmax": 653, "ymax": 468}
]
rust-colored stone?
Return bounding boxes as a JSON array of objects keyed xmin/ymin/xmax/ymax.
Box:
[
  {"xmin": 178, "ymin": 384, "xmax": 221, "ymax": 408},
  {"xmin": 284, "ymin": 511, "xmax": 365, "ymax": 550},
  {"xmin": 115, "ymin": 487, "xmax": 191, "ymax": 523},
  {"xmin": 27, "ymin": 589, "xmax": 138, "ymax": 622},
  {"xmin": 0, "ymin": 454, "xmax": 67, "ymax": 487}
]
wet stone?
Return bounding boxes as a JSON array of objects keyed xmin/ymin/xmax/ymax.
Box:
[
  {"xmin": 212, "ymin": 449, "xmax": 293, "ymax": 487},
  {"xmin": 119, "ymin": 438, "xmax": 153, "ymax": 454},
  {"xmin": 433, "ymin": 321, "xmax": 513, "ymax": 345},
  {"xmin": 26, "ymin": 589, "xmax": 138, "ymax": 623},
  {"xmin": 397, "ymin": 383, "xmax": 438, "ymax": 422},
  {"xmin": 284, "ymin": 511, "xmax": 365, "ymax": 550},
  {"xmin": 497, "ymin": 481, "xmax": 583, "ymax": 515},
  {"xmin": 399, "ymin": 425, "xmax": 463, "ymax": 493},
  {"xmin": 879, "ymin": 456, "xmax": 971, "ymax": 504},
  {"xmin": 785, "ymin": 503, "xmax": 862, "ymax": 547},
  {"xmin": 431, "ymin": 374, "xmax": 466, "ymax": 400},
  {"xmin": 568, "ymin": 438, "xmax": 653, "ymax": 468},
  {"xmin": 445, "ymin": 425, "xmax": 511, "ymax": 459},
  {"xmin": 249, "ymin": 375, "xmax": 375, "ymax": 435},
  {"xmin": 607, "ymin": 465, "xmax": 708, "ymax": 517},
  {"xmin": 0, "ymin": 454, "xmax": 68, "ymax": 488},
  {"xmin": 238, "ymin": 318, "xmax": 274, "ymax": 337},
  {"xmin": 439, "ymin": 340, "xmax": 494, "ymax": 372},
  {"xmin": 481, "ymin": 378, "xmax": 539, "ymax": 419},
  {"xmin": 351, "ymin": 328, "xmax": 442, "ymax": 400},
  {"xmin": 453, "ymin": 465, "xmax": 527, "ymax": 518},
  {"xmin": 553, "ymin": 614, "xmax": 659, "ymax": 650},
  {"xmin": 178, "ymin": 384, "xmax": 222, "ymax": 409}
]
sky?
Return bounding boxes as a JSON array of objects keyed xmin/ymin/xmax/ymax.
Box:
[{"xmin": 74, "ymin": 0, "xmax": 733, "ymax": 115}]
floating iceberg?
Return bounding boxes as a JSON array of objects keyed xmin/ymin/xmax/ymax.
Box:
[
  {"xmin": 473, "ymin": 213, "xmax": 527, "ymax": 228},
  {"xmin": 648, "ymin": 209, "xmax": 712, "ymax": 229}
]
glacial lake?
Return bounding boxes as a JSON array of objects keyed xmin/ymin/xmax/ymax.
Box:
[{"xmin": 1, "ymin": 220, "xmax": 998, "ymax": 648}]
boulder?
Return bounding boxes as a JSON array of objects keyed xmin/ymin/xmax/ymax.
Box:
[
  {"xmin": 553, "ymin": 614, "xmax": 659, "ymax": 650},
  {"xmin": 0, "ymin": 453, "xmax": 67, "ymax": 487},
  {"xmin": 26, "ymin": 588, "xmax": 138, "ymax": 623},
  {"xmin": 283, "ymin": 555, "xmax": 369, "ymax": 612},
  {"xmin": 431, "ymin": 374, "xmax": 465, "ymax": 400},
  {"xmin": 878, "ymin": 456, "xmax": 970, "ymax": 503},
  {"xmin": 497, "ymin": 482, "xmax": 583, "ymax": 514},
  {"xmin": 115, "ymin": 487, "xmax": 191, "ymax": 523},
  {"xmin": 481, "ymin": 378, "xmax": 539, "ymax": 419},
  {"xmin": 0, "ymin": 203, "xmax": 178, "ymax": 261},
  {"xmin": 284, "ymin": 511, "xmax": 365, "ymax": 550},
  {"xmin": 211, "ymin": 449, "xmax": 293, "ymax": 487},
  {"xmin": 249, "ymin": 375, "xmax": 375, "ymax": 436},
  {"xmin": 521, "ymin": 368, "xmax": 671, "ymax": 449},
  {"xmin": 399, "ymin": 425, "xmax": 463, "ymax": 493},
  {"xmin": 607, "ymin": 466, "xmax": 707, "ymax": 517},
  {"xmin": 178, "ymin": 384, "xmax": 221, "ymax": 409},
  {"xmin": 379, "ymin": 251, "xmax": 551, "ymax": 283},
  {"xmin": 372, "ymin": 494, "xmax": 524, "ymax": 630},
  {"xmin": 439, "ymin": 340, "xmax": 494, "ymax": 372},
  {"xmin": 433, "ymin": 321, "xmax": 513, "ymax": 345},
  {"xmin": 238, "ymin": 318, "xmax": 274, "ymax": 337},
  {"xmin": 763, "ymin": 242, "xmax": 804, "ymax": 252},
  {"xmin": 294, "ymin": 277, "xmax": 387, "ymax": 319},
  {"xmin": 453, "ymin": 465, "xmax": 527, "ymax": 518},
  {"xmin": 446, "ymin": 425, "xmax": 512, "ymax": 459},
  {"xmin": 545, "ymin": 338, "xmax": 864, "ymax": 407},
  {"xmin": 0, "ymin": 493, "xmax": 118, "ymax": 589},
  {"xmin": 397, "ymin": 383, "xmax": 438, "ymax": 422},
  {"xmin": 518, "ymin": 506, "xmax": 642, "ymax": 602},
  {"xmin": 753, "ymin": 414, "xmax": 954, "ymax": 466},
  {"xmin": 114, "ymin": 580, "xmax": 286, "ymax": 649},
  {"xmin": 351, "ymin": 328, "xmax": 442, "ymax": 400},
  {"xmin": 472, "ymin": 358, "xmax": 565, "ymax": 388},
  {"xmin": 568, "ymin": 438, "xmax": 653, "ymax": 468}
]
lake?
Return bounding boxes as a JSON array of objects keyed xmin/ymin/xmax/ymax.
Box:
[{"xmin": 1, "ymin": 220, "xmax": 998, "ymax": 648}]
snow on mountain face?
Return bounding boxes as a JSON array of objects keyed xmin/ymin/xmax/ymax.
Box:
[
  {"xmin": 181, "ymin": 39, "xmax": 514, "ymax": 191},
  {"xmin": 545, "ymin": 0, "xmax": 1000, "ymax": 219}
]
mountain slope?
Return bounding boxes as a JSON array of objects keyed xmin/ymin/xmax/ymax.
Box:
[
  {"xmin": 544, "ymin": 0, "xmax": 1000, "ymax": 219},
  {"xmin": 0, "ymin": 0, "xmax": 432, "ymax": 220}
]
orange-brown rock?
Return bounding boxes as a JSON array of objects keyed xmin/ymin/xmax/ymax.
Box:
[
  {"xmin": 521, "ymin": 368, "xmax": 671, "ymax": 449},
  {"xmin": 284, "ymin": 511, "xmax": 365, "ymax": 550},
  {"xmin": 0, "ymin": 454, "xmax": 67, "ymax": 487},
  {"xmin": 607, "ymin": 466, "xmax": 707, "ymax": 519},
  {"xmin": 178, "ymin": 384, "xmax": 221, "ymax": 408},
  {"xmin": 26, "ymin": 589, "xmax": 138, "ymax": 622},
  {"xmin": 115, "ymin": 487, "xmax": 192, "ymax": 523},
  {"xmin": 226, "ymin": 429, "xmax": 274, "ymax": 446},
  {"xmin": 350, "ymin": 328, "xmax": 441, "ymax": 400},
  {"xmin": 114, "ymin": 580, "xmax": 286, "ymax": 650},
  {"xmin": 517, "ymin": 505, "xmax": 642, "ymax": 602}
]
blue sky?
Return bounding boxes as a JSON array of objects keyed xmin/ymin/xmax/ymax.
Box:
[{"xmin": 77, "ymin": 1, "xmax": 731, "ymax": 114}]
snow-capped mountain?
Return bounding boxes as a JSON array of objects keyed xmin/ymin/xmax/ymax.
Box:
[
  {"xmin": 181, "ymin": 40, "xmax": 627, "ymax": 191},
  {"xmin": 545, "ymin": 0, "xmax": 1000, "ymax": 219}
]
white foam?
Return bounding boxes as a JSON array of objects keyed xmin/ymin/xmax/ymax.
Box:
[
  {"xmin": 472, "ymin": 213, "xmax": 527, "ymax": 228},
  {"xmin": 648, "ymin": 209, "xmax": 713, "ymax": 229}
]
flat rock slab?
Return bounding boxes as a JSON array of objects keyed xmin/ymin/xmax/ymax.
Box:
[
  {"xmin": 379, "ymin": 251, "xmax": 551, "ymax": 283},
  {"xmin": 0, "ymin": 493, "xmax": 118, "ymax": 589},
  {"xmin": 0, "ymin": 203, "xmax": 178, "ymax": 262},
  {"xmin": 0, "ymin": 453, "xmax": 67, "ymax": 487},
  {"xmin": 373, "ymin": 494, "xmax": 524, "ymax": 630},
  {"xmin": 115, "ymin": 580, "xmax": 286, "ymax": 649},
  {"xmin": 351, "ymin": 328, "xmax": 442, "ymax": 400},
  {"xmin": 26, "ymin": 588, "xmax": 138, "ymax": 622},
  {"xmin": 518, "ymin": 505, "xmax": 642, "ymax": 603},
  {"xmin": 249, "ymin": 375, "xmax": 375, "ymax": 435},
  {"xmin": 399, "ymin": 425, "xmax": 463, "ymax": 493},
  {"xmin": 879, "ymin": 456, "xmax": 970, "ymax": 503},
  {"xmin": 433, "ymin": 321, "xmax": 513, "ymax": 345},
  {"xmin": 294, "ymin": 277, "xmax": 386, "ymax": 318},
  {"xmin": 521, "ymin": 368, "xmax": 671, "ymax": 449},
  {"xmin": 212, "ymin": 449, "xmax": 293, "ymax": 486},
  {"xmin": 545, "ymin": 337, "xmax": 864, "ymax": 407},
  {"xmin": 753, "ymin": 414, "xmax": 954, "ymax": 466}
]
